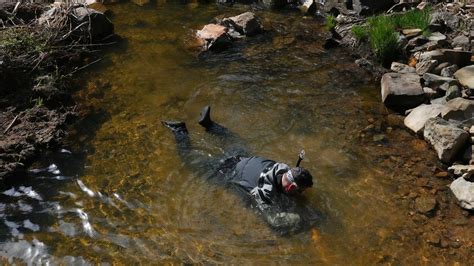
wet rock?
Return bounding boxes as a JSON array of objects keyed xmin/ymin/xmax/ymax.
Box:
[
  {"xmin": 448, "ymin": 164, "xmax": 474, "ymax": 177},
  {"xmin": 390, "ymin": 62, "xmax": 415, "ymax": 74},
  {"xmin": 416, "ymin": 59, "xmax": 438, "ymax": 75},
  {"xmin": 423, "ymin": 73, "xmax": 458, "ymax": 90},
  {"xmin": 405, "ymin": 35, "xmax": 429, "ymax": 51},
  {"xmin": 298, "ymin": 0, "xmax": 316, "ymax": 14},
  {"xmin": 441, "ymin": 49, "xmax": 472, "ymax": 68},
  {"xmin": 428, "ymin": 32, "xmax": 446, "ymax": 42},
  {"xmin": 381, "ymin": 73, "xmax": 424, "ymax": 111},
  {"xmin": 404, "ymin": 104, "xmax": 444, "ymax": 135},
  {"xmin": 423, "ymin": 87, "xmax": 438, "ymax": 99},
  {"xmin": 452, "ymin": 35, "xmax": 470, "ymax": 50},
  {"xmin": 454, "ymin": 65, "xmax": 474, "ymax": 90},
  {"xmin": 450, "ymin": 176, "xmax": 474, "ymax": 210},
  {"xmin": 196, "ymin": 24, "xmax": 232, "ymax": 52},
  {"xmin": 70, "ymin": 7, "xmax": 114, "ymax": 41},
  {"xmin": 426, "ymin": 232, "xmax": 441, "ymax": 246},
  {"xmin": 424, "ymin": 117, "xmax": 469, "ymax": 163},
  {"xmin": 440, "ymin": 64, "xmax": 458, "ymax": 78},
  {"xmin": 222, "ymin": 12, "xmax": 263, "ymax": 37},
  {"xmin": 441, "ymin": 98, "xmax": 474, "ymax": 121},
  {"xmin": 415, "ymin": 195, "xmax": 437, "ymax": 215}
]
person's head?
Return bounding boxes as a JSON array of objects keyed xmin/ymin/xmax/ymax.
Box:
[{"xmin": 282, "ymin": 167, "xmax": 313, "ymax": 195}]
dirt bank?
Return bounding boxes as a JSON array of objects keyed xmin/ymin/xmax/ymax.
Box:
[{"xmin": 0, "ymin": 2, "xmax": 115, "ymax": 180}]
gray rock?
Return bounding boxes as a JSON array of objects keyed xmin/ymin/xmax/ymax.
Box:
[
  {"xmin": 432, "ymin": 62, "xmax": 450, "ymax": 75},
  {"xmin": 381, "ymin": 73, "xmax": 425, "ymax": 111},
  {"xmin": 430, "ymin": 11, "xmax": 460, "ymax": 31},
  {"xmin": 454, "ymin": 65, "xmax": 474, "ymax": 90},
  {"xmin": 390, "ymin": 62, "xmax": 415, "ymax": 74},
  {"xmin": 445, "ymin": 85, "xmax": 461, "ymax": 101},
  {"xmin": 431, "ymin": 96, "xmax": 447, "ymax": 105},
  {"xmin": 424, "ymin": 117, "xmax": 469, "ymax": 163},
  {"xmin": 470, "ymin": 126, "xmax": 474, "ymax": 135},
  {"xmin": 415, "ymin": 195, "xmax": 437, "ymax": 215},
  {"xmin": 450, "ymin": 176, "xmax": 474, "ymax": 210},
  {"xmin": 298, "ymin": 0, "xmax": 315, "ymax": 14},
  {"xmin": 402, "ymin": 28, "xmax": 422, "ymax": 38},
  {"xmin": 222, "ymin": 12, "xmax": 263, "ymax": 37},
  {"xmin": 404, "ymin": 104, "xmax": 444, "ymax": 135},
  {"xmin": 196, "ymin": 24, "xmax": 232, "ymax": 52},
  {"xmin": 440, "ymin": 64, "xmax": 459, "ymax": 78},
  {"xmin": 428, "ymin": 32, "xmax": 446, "ymax": 42},
  {"xmin": 441, "ymin": 98, "xmax": 474, "ymax": 121},
  {"xmin": 416, "ymin": 50, "xmax": 445, "ymax": 62},
  {"xmin": 70, "ymin": 7, "xmax": 114, "ymax": 41},
  {"xmin": 448, "ymin": 164, "xmax": 474, "ymax": 176},
  {"xmin": 416, "ymin": 59, "xmax": 438, "ymax": 75},
  {"xmin": 452, "ymin": 35, "xmax": 470, "ymax": 50},
  {"xmin": 423, "ymin": 73, "xmax": 458, "ymax": 89},
  {"xmin": 441, "ymin": 49, "xmax": 472, "ymax": 68}
]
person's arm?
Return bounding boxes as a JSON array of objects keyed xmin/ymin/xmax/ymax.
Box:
[{"xmin": 249, "ymin": 183, "xmax": 301, "ymax": 233}]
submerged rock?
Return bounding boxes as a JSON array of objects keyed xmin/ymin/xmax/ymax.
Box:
[
  {"xmin": 423, "ymin": 117, "xmax": 469, "ymax": 163},
  {"xmin": 70, "ymin": 7, "xmax": 114, "ymax": 41},
  {"xmin": 381, "ymin": 73, "xmax": 424, "ymax": 111},
  {"xmin": 415, "ymin": 195, "xmax": 437, "ymax": 215},
  {"xmin": 450, "ymin": 176, "xmax": 474, "ymax": 210},
  {"xmin": 404, "ymin": 104, "xmax": 443, "ymax": 135},
  {"xmin": 454, "ymin": 65, "xmax": 474, "ymax": 90}
]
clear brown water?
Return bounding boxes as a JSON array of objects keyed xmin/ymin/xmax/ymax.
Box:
[{"xmin": 1, "ymin": 2, "xmax": 471, "ymax": 264}]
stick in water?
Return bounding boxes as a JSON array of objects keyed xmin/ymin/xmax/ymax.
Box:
[{"xmin": 296, "ymin": 149, "xmax": 305, "ymax": 167}]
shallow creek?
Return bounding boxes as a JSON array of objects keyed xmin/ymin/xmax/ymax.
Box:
[{"xmin": 0, "ymin": 2, "xmax": 472, "ymax": 264}]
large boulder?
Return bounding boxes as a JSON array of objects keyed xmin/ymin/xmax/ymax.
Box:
[
  {"xmin": 196, "ymin": 24, "xmax": 232, "ymax": 52},
  {"xmin": 450, "ymin": 176, "xmax": 474, "ymax": 210},
  {"xmin": 424, "ymin": 117, "xmax": 469, "ymax": 163},
  {"xmin": 441, "ymin": 98, "xmax": 474, "ymax": 121},
  {"xmin": 454, "ymin": 65, "xmax": 474, "ymax": 90},
  {"xmin": 381, "ymin": 73, "xmax": 425, "ymax": 111},
  {"xmin": 404, "ymin": 104, "xmax": 444, "ymax": 135},
  {"xmin": 70, "ymin": 7, "xmax": 114, "ymax": 42},
  {"xmin": 222, "ymin": 12, "xmax": 263, "ymax": 37}
]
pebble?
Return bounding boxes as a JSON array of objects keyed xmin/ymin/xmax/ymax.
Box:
[{"xmin": 415, "ymin": 195, "xmax": 437, "ymax": 215}]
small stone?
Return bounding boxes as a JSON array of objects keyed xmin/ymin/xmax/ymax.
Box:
[
  {"xmin": 426, "ymin": 233, "xmax": 441, "ymax": 246},
  {"xmin": 415, "ymin": 195, "xmax": 437, "ymax": 215},
  {"xmin": 441, "ymin": 98, "xmax": 474, "ymax": 121},
  {"xmin": 428, "ymin": 32, "xmax": 446, "ymax": 41},
  {"xmin": 445, "ymin": 85, "xmax": 461, "ymax": 101},
  {"xmin": 416, "ymin": 59, "xmax": 438, "ymax": 75},
  {"xmin": 434, "ymin": 171, "xmax": 449, "ymax": 178},
  {"xmin": 440, "ymin": 64, "xmax": 459, "ymax": 78},
  {"xmin": 469, "ymin": 126, "xmax": 474, "ymax": 135},
  {"xmin": 432, "ymin": 62, "xmax": 450, "ymax": 75},
  {"xmin": 390, "ymin": 62, "xmax": 416, "ymax": 74},
  {"xmin": 452, "ymin": 35, "xmax": 470, "ymax": 50},
  {"xmin": 402, "ymin": 28, "xmax": 422, "ymax": 37},
  {"xmin": 373, "ymin": 134, "xmax": 387, "ymax": 142},
  {"xmin": 404, "ymin": 104, "xmax": 444, "ymax": 135}
]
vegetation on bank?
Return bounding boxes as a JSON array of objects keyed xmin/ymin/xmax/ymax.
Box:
[{"xmin": 351, "ymin": 8, "xmax": 431, "ymax": 64}]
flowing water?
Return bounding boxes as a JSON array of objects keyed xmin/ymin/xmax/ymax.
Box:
[{"xmin": 0, "ymin": 1, "xmax": 471, "ymax": 264}]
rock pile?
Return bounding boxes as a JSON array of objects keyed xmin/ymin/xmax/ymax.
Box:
[
  {"xmin": 376, "ymin": 2, "xmax": 474, "ymax": 210},
  {"xmin": 195, "ymin": 12, "xmax": 263, "ymax": 53}
]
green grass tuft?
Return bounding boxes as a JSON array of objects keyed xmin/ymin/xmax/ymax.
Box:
[
  {"xmin": 325, "ymin": 15, "xmax": 336, "ymax": 31},
  {"xmin": 351, "ymin": 25, "xmax": 368, "ymax": 41},
  {"xmin": 359, "ymin": 8, "xmax": 431, "ymax": 64}
]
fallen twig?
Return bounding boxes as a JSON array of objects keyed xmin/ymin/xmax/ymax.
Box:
[
  {"xmin": 64, "ymin": 57, "xmax": 103, "ymax": 76},
  {"xmin": 3, "ymin": 114, "xmax": 19, "ymax": 134}
]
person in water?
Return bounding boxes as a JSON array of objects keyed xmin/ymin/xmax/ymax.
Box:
[{"xmin": 162, "ymin": 106, "xmax": 315, "ymax": 233}]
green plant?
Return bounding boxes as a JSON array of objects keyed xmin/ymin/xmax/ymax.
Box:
[
  {"xmin": 32, "ymin": 97, "xmax": 44, "ymax": 107},
  {"xmin": 366, "ymin": 15, "xmax": 399, "ymax": 65},
  {"xmin": 325, "ymin": 15, "xmax": 336, "ymax": 31},
  {"xmin": 391, "ymin": 7, "xmax": 431, "ymax": 30},
  {"xmin": 351, "ymin": 25, "xmax": 368, "ymax": 41}
]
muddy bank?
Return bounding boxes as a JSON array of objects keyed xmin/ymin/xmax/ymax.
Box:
[{"xmin": 0, "ymin": 2, "xmax": 115, "ymax": 180}]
